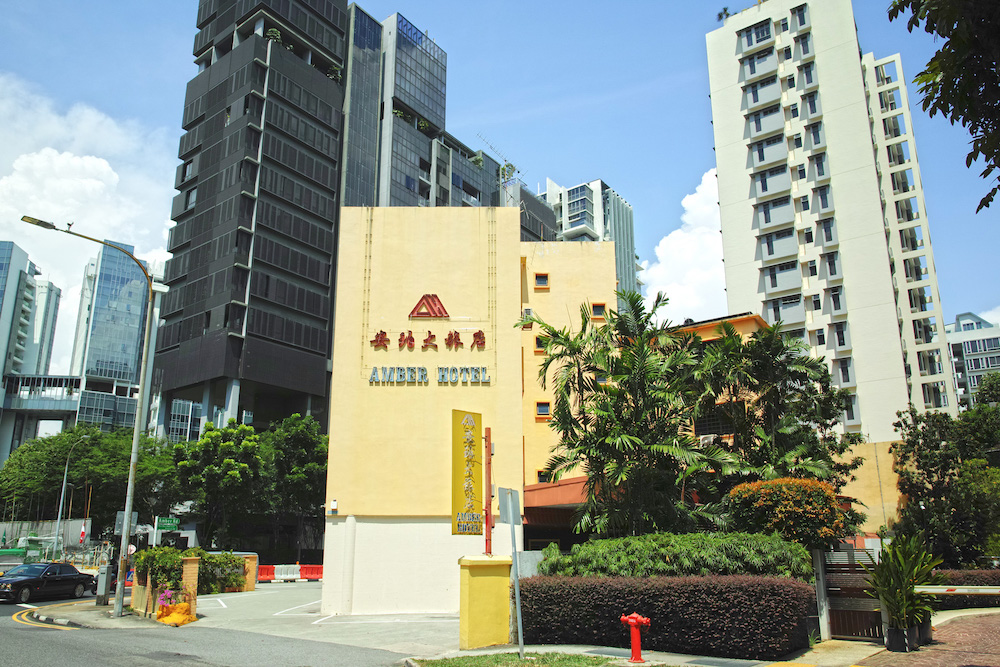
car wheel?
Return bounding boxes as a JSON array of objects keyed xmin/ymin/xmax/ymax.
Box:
[
  {"xmin": 73, "ymin": 583, "xmax": 85, "ymax": 599},
  {"xmin": 17, "ymin": 587, "xmax": 30, "ymax": 604}
]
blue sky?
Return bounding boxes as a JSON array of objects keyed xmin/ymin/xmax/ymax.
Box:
[{"xmin": 0, "ymin": 0, "xmax": 997, "ymax": 373}]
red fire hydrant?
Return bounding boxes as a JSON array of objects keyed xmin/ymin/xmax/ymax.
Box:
[{"xmin": 620, "ymin": 612, "xmax": 651, "ymax": 664}]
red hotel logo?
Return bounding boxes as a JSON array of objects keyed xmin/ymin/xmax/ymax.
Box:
[{"xmin": 409, "ymin": 294, "xmax": 449, "ymax": 318}]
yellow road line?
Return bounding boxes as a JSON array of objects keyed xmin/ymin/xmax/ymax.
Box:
[{"xmin": 12, "ymin": 607, "xmax": 77, "ymax": 630}]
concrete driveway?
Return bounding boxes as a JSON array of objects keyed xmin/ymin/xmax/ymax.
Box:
[{"xmin": 194, "ymin": 582, "xmax": 460, "ymax": 658}]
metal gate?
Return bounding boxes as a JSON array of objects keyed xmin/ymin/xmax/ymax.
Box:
[{"xmin": 823, "ymin": 548, "xmax": 883, "ymax": 640}]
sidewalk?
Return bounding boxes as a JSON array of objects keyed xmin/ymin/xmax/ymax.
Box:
[{"xmin": 26, "ymin": 590, "xmax": 1000, "ymax": 667}]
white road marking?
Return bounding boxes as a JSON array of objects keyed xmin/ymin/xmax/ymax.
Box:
[
  {"xmin": 274, "ymin": 599, "xmax": 323, "ymax": 616},
  {"xmin": 16, "ymin": 604, "xmax": 37, "ymax": 609}
]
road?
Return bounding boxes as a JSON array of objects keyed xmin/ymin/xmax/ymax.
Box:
[{"xmin": 0, "ymin": 593, "xmax": 412, "ymax": 667}]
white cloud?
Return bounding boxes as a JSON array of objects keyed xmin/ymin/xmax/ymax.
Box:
[
  {"xmin": 981, "ymin": 305, "xmax": 1000, "ymax": 326},
  {"xmin": 639, "ymin": 169, "xmax": 727, "ymax": 325},
  {"xmin": 0, "ymin": 73, "xmax": 178, "ymax": 374}
]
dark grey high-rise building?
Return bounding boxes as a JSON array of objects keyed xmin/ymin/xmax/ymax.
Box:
[
  {"xmin": 156, "ymin": 1, "xmax": 560, "ymax": 433},
  {"xmin": 156, "ymin": 0, "xmax": 349, "ymax": 429}
]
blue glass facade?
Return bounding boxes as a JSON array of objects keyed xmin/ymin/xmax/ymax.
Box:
[{"xmin": 84, "ymin": 242, "xmax": 148, "ymax": 384}]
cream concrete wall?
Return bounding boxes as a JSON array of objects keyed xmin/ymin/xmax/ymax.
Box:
[
  {"xmin": 322, "ymin": 209, "xmax": 618, "ymax": 615},
  {"xmin": 841, "ymin": 440, "xmax": 900, "ymax": 533},
  {"xmin": 708, "ymin": 0, "xmax": 912, "ymax": 444},
  {"xmin": 519, "ymin": 242, "xmax": 619, "ymax": 487}
]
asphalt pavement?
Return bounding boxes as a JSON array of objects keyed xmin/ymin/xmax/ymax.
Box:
[{"xmin": 17, "ymin": 583, "xmax": 1000, "ymax": 667}]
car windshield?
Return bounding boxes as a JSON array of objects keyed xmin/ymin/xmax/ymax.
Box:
[{"xmin": 3, "ymin": 564, "xmax": 48, "ymax": 577}]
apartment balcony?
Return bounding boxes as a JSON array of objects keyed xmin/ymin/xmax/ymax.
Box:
[
  {"xmin": 748, "ymin": 108, "xmax": 784, "ymax": 140},
  {"xmin": 800, "ymin": 95, "xmax": 823, "ymax": 124},
  {"xmin": 742, "ymin": 49, "xmax": 778, "ymax": 84},
  {"xmin": 751, "ymin": 140, "xmax": 788, "ymax": 169},
  {"xmin": 763, "ymin": 266, "xmax": 801, "ymax": 296},
  {"xmin": 765, "ymin": 298, "xmax": 806, "ymax": 325},
  {"xmin": 759, "ymin": 230, "xmax": 798, "ymax": 262},
  {"xmin": 737, "ymin": 25, "xmax": 775, "ymax": 57},
  {"xmin": 745, "ymin": 80, "xmax": 781, "ymax": 112},
  {"xmin": 756, "ymin": 199, "xmax": 795, "ymax": 228},
  {"xmin": 461, "ymin": 191, "xmax": 481, "ymax": 206},
  {"xmin": 752, "ymin": 169, "xmax": 791, "ymax": 199}
]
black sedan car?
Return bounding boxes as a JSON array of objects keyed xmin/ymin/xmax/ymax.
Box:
[{"xmin": 0, "ymin": 563, "xmax": 95, "ymax": 604}]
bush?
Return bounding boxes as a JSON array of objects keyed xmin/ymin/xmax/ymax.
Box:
[
  {"xmin": 521, "ymin": 575, "xmax": 814, "ymax": 660},
  {"xmin": 729, "ymin": 478, "xmax": 852, "ymax": 550},
  {"xmin": 132, "ymin": 547, "xmax": 246, "ymax": 594},
  {"xmin": 537, "ymin": 532, "xmax": 813, "ymax": 582},
  {"xmin": 936, "ymin": 570, "xmax": 1000, "ymax": 610},
  {"xmin": 133, "ymin": 547, "xmax": 184, "ymax": 590}
]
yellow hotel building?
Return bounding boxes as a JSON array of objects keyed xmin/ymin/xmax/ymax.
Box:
[{"xmin": 322, "ymin": 207, "xmax": 618, "ymax": 615}]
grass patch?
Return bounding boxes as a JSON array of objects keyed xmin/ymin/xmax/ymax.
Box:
[{"xmin": 413, "ymin": 653, "xmax": 680, "ymax": 666}]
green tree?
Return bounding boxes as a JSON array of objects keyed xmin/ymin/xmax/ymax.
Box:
[
  {"xmin": 695, "ymin": 322, "xmax": 862, "ymax": 492},
  {"xmin": 173, "ymin": 419, "xmax": 271, "ymax": 548},
  {"xmin": 260, "ymin": 414, "xmax": 327, "ymax": 561},
  {"xmin": 891, "ymin": 405, "xmax": 1000, "ymax": 565},
  {"xmin": 0, "ymin": 425, "xmax": 178, "ymax": 537},
  {"xmin": 522, "ymin": 291, "xmax": 736, "ymax": 537},
  {"xmin": 889, "ymin": 0, "xmax": 1000, "ymax": 211},
  {"xmin": 976, "ymin": 371, "xmax": 1000, "ymax": 405}
]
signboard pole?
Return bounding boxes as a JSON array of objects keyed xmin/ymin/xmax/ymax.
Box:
[
  {"xmin": 152, "ymin": 516, "xmax": 159, "ymax": 548},
  {"xmin": 500, "ymin": 488, "xmax": 525, "ymax": 659},
  {"xmin": 484, "ymin": 427, "xmax": 493, "ymax": 555}
]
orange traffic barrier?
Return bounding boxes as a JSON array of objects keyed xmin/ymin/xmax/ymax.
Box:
[
  {"xmin": 258, "ymin": 564, "xmax": 275, "ymax": 582},
  {"xmin": 299, "ymin": 564, "xmax": 323, "ymax": 581}
]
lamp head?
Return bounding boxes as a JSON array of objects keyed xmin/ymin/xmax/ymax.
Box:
[{"xmin": 20, "ymin": 216, "xmax": 57, "ymax": 230}]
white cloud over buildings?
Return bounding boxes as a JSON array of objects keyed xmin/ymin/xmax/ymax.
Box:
[{"xmin": 639, "ymin": 169, "xmax": 727, "ymax": 325}]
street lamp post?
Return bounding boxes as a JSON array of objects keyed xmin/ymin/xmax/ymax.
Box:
[
  {"xmin": 21, "ymin": 215, "xmax": 159, "ymax": 617},
  {"xmin": 54, "ymin": 435, "xmax": 88, "ymax": 560}
]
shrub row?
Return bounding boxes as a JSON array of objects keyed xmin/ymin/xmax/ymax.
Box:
[
  {"xmin": 520, "ymin": 575, "xmax": 815, "ymax": 660},
  {"xmin": 133, "ymin": 546, "xmax": 246, "ymax": 594},
  {"xmin": 935, "ymin": 570, "xmax": 1000, "ymax": 610},
  {"xmin": 537, "ymin": 532, "xmax": 813, "ymax": 582}
]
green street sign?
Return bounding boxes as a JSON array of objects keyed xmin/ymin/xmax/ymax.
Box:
[{"xmin": 157, "ymin": 517, "xmax": 179, "ymax": 530}]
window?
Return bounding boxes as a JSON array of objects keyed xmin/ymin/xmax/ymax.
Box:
[
  {"xmin": 810, "ymin": 154, "xmax": 826, "ymax": 178},
  {"xmin": 537, "ymin": 471, "xmax": 551, "ymax": 484},
  {"xmin": 534, "ymin": 273, "xmax": 549, "ymax": 289},
  {"xmin": 535, "ymin": 336, "xmax": 545, "ymax": 351},
  {"xmin": 779, "ymin": 18, "xmax": 789, "ymax": 32},
  {"xmin": 798, "ymin": 34, "xmax": 811, "ymax": 55},
  {"xmin": 754, "ymin": 21, "xmax": 771, "ymax": 43},
  {"xmin": 790, "ymin": 103, "xmax": 799, "ymax": 118},
  {"xmin": 796, "ymin": 164, "xmax": 806, "ymax": 180},
  {"xmin": 807, "ymin": 259, "xmax": 817, "ymax": 275},
  {"xmin": 816, "ymin": 329, "xmax": 826, "ymax": 345},
  {"xmin": 793, "ymin": 5, "xmax": 807, "ymax": 28},
  {"xmin": 821, "ymin": 218, "xmax": 834, "ymax": 241},
  {"xmin": 182, "ymin": 160, "xmax": 194, "ymax": 181},
  {"xmin": 839, "ymin": 359, "xmax": 850, "ymax": 382},
  {"xmin": 591, "ymin": 303, "xmax": 606, "ymax": 319},
  {"xmin": 536, "ymin": 402, "xmax": 551, "ymax": 419},
  {"xmin": 845, "ymin": 395, "xmax": 856, "ymax": 421},
  {"xmin": 787, "ymin": 75, "xmax": 796, "ymax": 89},
  {"xmin": 835, "ymin": 322, "xmax": 847, "ymax": 346},
  {"xmin": 810, "ymin": 123, "xmax": 822, "ymax": 145},
  {"xmin": 830, "ymin": 287, "xmax": 842, "ymax": 311},
  {"xmin": 800, "ymin": 196, "xmax": 809, "ymax": 211},
  {"xmin": 803, "ymin": 62, "xmax": 814, "ymax": 85},
  {"xmin": 805, "ymin": 93, "xmax": 818, "ymax": 115},
  {"xmin": 184, "ymin": 188, "xmax": 198, "ymax": 210},
  {"xmin": 825, "ymin": 252, "xmax": 838, "ymax": 276},
  {"xmin": 812, "ymin": 294, "xmax": 821, "ymax": 311},
  {"xmin": 793, "ymin": 134, "xmax": 803, "ymax": 149},
  {"xmin": 817, "ymin": 185, "xmax": 830, "ymax": 209},
  {"xmin": 783, "ymin": 46, "xmax": 792, "ymax": 60}
]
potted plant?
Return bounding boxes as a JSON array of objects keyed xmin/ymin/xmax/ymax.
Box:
[{"xmin": 864, "ymin": 534, "xmax": 943, "ymax": 652}]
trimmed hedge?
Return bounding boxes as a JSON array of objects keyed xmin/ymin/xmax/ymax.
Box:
[
  {"xmin": 537, "ymin": 532, "xmax": 813, "ymax": 582},
  {"xmin": 936, "ymin": 570, "xmax": 1000, "ymax": 610},
  {"xmin": 521, "ymin": 575, "xmax": 814, "ymax": 660}
]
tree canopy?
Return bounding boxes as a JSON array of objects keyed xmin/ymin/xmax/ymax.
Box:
[
  {"xmin": 522, "ymin": 291, "xmax": 861, "ymax": 538},
  {"xmin": 889, "ymin": 0, "xmax": 1000, "ymax": 211}
]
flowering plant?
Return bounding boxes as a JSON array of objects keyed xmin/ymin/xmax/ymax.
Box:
[{"xmin": 157, "ymin": 588, "xmax": 177, "ymax": 607}]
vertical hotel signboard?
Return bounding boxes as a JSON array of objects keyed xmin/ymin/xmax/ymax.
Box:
[{"xmin": 451, "ymin": 410, "xmax": 483, "ymax": 535}]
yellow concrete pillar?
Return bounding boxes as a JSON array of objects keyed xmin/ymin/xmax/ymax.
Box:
[{"xmin": 458, "ymin": 554, "xmax": 512, "ymax": 649}]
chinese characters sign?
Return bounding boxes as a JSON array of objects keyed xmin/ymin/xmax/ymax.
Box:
[{"xmin": 452, "ymin": 410, "xmax": 483, "ymax": 535}]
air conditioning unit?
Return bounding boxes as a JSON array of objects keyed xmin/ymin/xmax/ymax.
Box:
[{"xmin": 699, "ymin": 435, "xmax": 716, "ymax": 446}]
